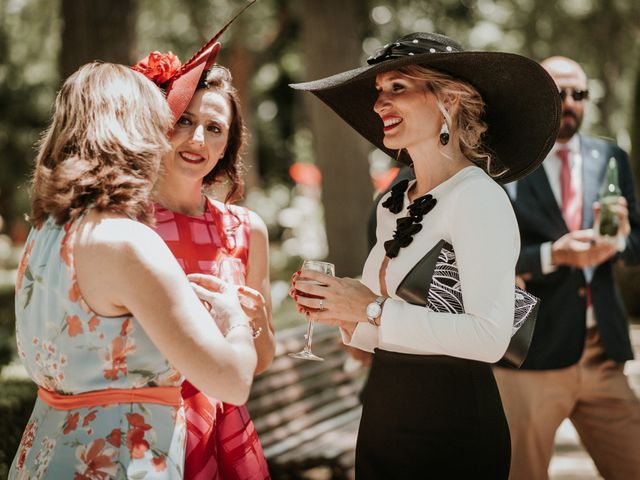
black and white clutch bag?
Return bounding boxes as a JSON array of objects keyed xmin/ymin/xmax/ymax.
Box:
[{"xmin": 396, "ymin": 239, "xmax": 539, "ymax": 368}]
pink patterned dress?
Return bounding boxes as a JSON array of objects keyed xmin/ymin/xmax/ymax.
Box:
[{"xmin": 154, "ymin": 197, "xmax": 270, "ymax": 480}]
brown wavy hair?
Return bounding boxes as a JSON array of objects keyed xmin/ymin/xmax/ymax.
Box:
[
  {"xmin": 398, "ymin": 65, "xmax": 506, "ymax": 177},
  {"xmin": 198, "ymin": 65, "xmax": 247, "ymax": 203},
  {"xmin": 30, "ymin": 62, "xmax": 173, "ymax": 227}
]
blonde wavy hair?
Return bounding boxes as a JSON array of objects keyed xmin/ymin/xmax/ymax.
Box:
[
  {"xmin": 398, "ymin": 65, "xmax": 506, "ymax": 177},
  {"xmin": 30, "ymin": 62, "xmax": 173, "ymax": 227}
]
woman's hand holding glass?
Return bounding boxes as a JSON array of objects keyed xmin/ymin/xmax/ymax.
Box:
[
  {"xmin": 188, "ymin": 273, "xmax": 250, "ymax": 335},
  {"xmin": 290, "ymin": 270, "xmax": 378, "ymax": 333},
  {"xmin": 235, "ymin": 284, "xmax": 267, "ymax": 339},
  {"xmin": 288, "ymin": 261, "xmax": 335, "ymax": 361}
]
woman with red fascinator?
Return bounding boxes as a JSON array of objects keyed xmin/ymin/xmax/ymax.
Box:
[{"xmin": 132, "ymin": 9, "xmax": 273, "ymax": 480}]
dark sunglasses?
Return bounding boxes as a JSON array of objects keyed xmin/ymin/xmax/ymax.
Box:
[{"xmin": 559, "ymin": 88, "xmax": 589, "ymax": 102}]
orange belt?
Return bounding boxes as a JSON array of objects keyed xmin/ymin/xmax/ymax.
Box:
[{"xmin": 38, "ymin": 386, "xmax": 182, "ymax": 410}]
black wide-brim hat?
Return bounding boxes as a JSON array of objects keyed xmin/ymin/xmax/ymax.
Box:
[{"xmin": 290, "ymin": 32, "xmax": 561, "ymax": 184}]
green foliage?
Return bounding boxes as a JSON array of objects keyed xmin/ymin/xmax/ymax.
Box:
[
  {"xmin": 0, "ymin": 0, "xmax": 60, "ymax": 233},
  {"xmin": 2, "ymin": 0, "xmax": 638, "ymax": 226},
  {"xmin": 0, "ymin": 379, "xmax": 37, "ymax": 478},
  {"xmin": 0, "ymin": 282, "xmax": 15, "ymax": 371}
]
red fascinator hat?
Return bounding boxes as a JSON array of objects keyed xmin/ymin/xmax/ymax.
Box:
[{"xmin": 133, "ymin": 0, "xmax": 254, "ymax": 122}]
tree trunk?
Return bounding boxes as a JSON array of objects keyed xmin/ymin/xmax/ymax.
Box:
[
  {"xmin": 298, "ymin": 0, "xmax": 372, "ymax": 277},
  {"xmin": 59, "ymin": 0, "xmax": 137, "ymax": 80}
]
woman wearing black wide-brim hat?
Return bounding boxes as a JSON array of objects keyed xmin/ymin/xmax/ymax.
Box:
[{"xmin": 290, "ymin": 32, "xmax": 560, "ymax": 478}]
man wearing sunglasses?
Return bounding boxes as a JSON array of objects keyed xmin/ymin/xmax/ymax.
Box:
[{"xmin": 495, "ymin": 56, "xmax": 640, "ymax": 480}]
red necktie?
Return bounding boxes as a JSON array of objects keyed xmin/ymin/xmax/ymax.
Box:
[{"xmin": 558, "ymin": 148, "xmax": 582, "ymax": 231}]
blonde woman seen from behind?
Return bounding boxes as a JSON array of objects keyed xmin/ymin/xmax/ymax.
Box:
[{"xmin": 10, "ymin": 62, "xmax": 256, "ymax": 479}]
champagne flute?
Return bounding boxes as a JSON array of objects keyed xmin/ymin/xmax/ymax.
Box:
[
  {"xmin": 289, "ymin": 260, "xmax": 335, "ymax": 361},
  {"xmin": 217, "ymin": 257, "xmax": 245, "ymax": 285}
]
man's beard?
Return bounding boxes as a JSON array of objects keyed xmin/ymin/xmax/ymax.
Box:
[{"xmin": 557, "ymin": 110, "xmax": 582, "ymax": 140}]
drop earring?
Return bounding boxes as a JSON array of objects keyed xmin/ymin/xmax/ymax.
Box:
[{"xmin": 439, "ymin": 120, "xmax": 450, "ymax": 146}]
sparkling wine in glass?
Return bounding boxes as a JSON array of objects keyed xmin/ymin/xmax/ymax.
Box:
[{"xmin": 289, "ymin": 260, "xmax": 335, "ymax": 361}]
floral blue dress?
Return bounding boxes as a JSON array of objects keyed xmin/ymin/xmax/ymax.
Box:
[{"xmin": 10, "ymin": 216, "xmax": 186, "ymax": 479}]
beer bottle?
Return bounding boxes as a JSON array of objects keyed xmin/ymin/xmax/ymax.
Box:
[{"xmin": 597, "ymin": 157, "xmax": 621, "ymax": 237}]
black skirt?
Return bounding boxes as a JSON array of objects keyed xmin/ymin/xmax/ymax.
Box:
[{"xmin": 356, "ymin": 349, "xmax": 510, "ymax": 480}]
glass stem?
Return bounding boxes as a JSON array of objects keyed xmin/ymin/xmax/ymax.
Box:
[{"xmin": 304, "ymin": 320, "xmax": 315, "ymax": 351}]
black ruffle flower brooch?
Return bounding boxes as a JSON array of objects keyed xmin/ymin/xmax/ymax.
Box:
[{"xmin": 381, "ymin": 180, "xmax": 437, "ymax": 258}]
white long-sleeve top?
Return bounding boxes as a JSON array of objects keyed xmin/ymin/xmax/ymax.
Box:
[{"xmin": 346, "ymin": 166, "xmax": 519, "ymax": 363}]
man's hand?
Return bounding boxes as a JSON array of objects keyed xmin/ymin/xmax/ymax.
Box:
[
  {"xmin": 594, "ymin": 196, "xmax": 631, "ymax": 238},
  {"xmin": 515, "ymin": 275, "xmax": 529, "ymax": 290},
  {"xmin": 551, "ymin": 229, "xmax": 617, "ymax": 268}
]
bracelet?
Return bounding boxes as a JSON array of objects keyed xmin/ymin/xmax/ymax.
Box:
[{"xmin": 226, "ymin": 323, "xmax": 262, "ymax": 339}]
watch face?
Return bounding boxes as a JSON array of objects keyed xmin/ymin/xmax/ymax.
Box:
[{"xmin": 366, "ymin": 302, "xmax": 381, "ymax": 319}]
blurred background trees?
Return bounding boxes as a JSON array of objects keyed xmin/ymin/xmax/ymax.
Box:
[
  {"xmin": 0, "ymin": 0, "xmax": 639, "ymax": 473},
  {"xmin": 1, "ymin": 0, "xmax": 640, "ymax": 289},
  {"xmin": 59, "ymin": 0, "xmax": 137, "ymax": 78}
]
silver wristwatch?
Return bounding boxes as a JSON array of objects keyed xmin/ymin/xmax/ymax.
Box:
[{"xmin": 366, "ymin": 296, "xmax": 387, "ymax": 326}]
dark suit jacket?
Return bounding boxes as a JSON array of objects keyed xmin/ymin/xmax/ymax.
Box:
[{"xmin": 511, "ymin": 135, "xmax": 640, "ymax": 369}]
